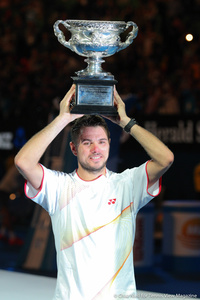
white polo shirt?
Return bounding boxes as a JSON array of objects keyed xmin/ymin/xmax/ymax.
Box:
[{"xmin": 25, "ymin": 161, "xmax": 161, "ymax": 300}]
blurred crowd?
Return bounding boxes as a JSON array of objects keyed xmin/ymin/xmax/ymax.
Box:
[
  {"xmin": 0, "ymin": 0, "xmax": 200, "ymax": 245},
  {"xmin": 0, "ymin": 0, "xmax": 200, "ymax": 127}
]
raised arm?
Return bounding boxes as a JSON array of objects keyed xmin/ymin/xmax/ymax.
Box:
[
  {"xmin": 15, "ymin": 85, "xmax": 82, "ymax": 190},
  {"xmin": 112, "ymin": 88, "xmax": 174, "ymax": 187}
]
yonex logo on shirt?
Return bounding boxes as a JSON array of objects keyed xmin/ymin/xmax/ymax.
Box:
[{"xmin": 108, "ymin": 198, "xmax": 116, "ymax": 205}]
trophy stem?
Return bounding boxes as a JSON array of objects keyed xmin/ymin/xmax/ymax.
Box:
[{"xmin": 76, "ymin": 57, "xmax": 112, "ymax": 78}]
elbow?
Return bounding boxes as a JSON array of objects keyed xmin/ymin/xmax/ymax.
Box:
[
  {"xmin": 14, "ymin": 155, "xmax": 22, "ymax": 173},
  {"xmin": 14, "ymin": 153, "xmax": 21, "ymax": 169},
  {"xmin": 156, "ymin": 150, "xmax": 174, "ymax": 171},
  {"xmin": 164, "ymin": 150, "xmax": 174, "ymax": 169},
  {"xmin": 14, "ymin": 153, "xmax": 27, "ymax": 173},
  {"xmin": 168, "ymin": 150, "xmax": 174, "ymax": 165},
  {"xmin": 14, "ymin": 154, "xmax": 31, "ymax": 181}
]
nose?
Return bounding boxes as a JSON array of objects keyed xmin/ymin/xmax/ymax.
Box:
[{"xmin": 91, "ymin": 142, "xmax": 99, "ymax": 153}]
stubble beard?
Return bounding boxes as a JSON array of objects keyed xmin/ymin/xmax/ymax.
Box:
[{"xmin": 79, "ymin": 159, "xmax": 108, "ymax": 175}]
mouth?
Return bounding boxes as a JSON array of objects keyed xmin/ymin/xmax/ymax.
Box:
[{"xmin": 90, "ymin": 155, "xmax": 102, "ymax": 161}]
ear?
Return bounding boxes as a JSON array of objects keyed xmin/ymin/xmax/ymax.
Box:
[{"xmin": 70, "ymin": 141, "xmax": 78, "ymax": 156}]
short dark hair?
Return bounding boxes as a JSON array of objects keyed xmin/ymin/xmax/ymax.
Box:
[{"xmin": 70, "ymin": 115, "xmax": 110, "ymax": 145}]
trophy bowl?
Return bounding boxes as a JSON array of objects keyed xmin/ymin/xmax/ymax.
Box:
[
  {"xmin": 54, "ymin": 20, "xmax": 138, "ymax": 77},
  {"xmin": 53, "ymin": 19, "xmax": 138, "ymax": 115}
]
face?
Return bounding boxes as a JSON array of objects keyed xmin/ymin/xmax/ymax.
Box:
[{"xmin": 70, "ymin": 126, "xmax": 110, "ymax": 176}]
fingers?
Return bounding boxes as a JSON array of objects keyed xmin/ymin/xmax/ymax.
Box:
[
  {"xmin": 114, "ymin": 85, "xmax": 123, "ymax": 104},
  {"xmin": 113, "ymin": 86, "xmax": 124, "ymax": 108},
  {"xmin": 59, "ymin": 85, "xmax": 83, "ymax": 120},
  {"xmin": 65, "ymin": 85, "xmax": 76, "ymax": 104},
  {"xmin": 59, "ymin": 85, "xmax": 76, "ymax": 114},
  {"xmin": 67, "ymin": 84, "xmax": 76, "ymax": 101},
  {"xmin": 113, "ymin": 86, "xmax": 128, "ymax": 123},
  {"xmin": 114, "ymin": 85, "xmax": 118, "ymax": 97}
]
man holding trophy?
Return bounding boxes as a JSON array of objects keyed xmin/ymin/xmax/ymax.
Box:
[{"xmin": 14, "ymin": 20, "xmax": 174, "ymax": 300}]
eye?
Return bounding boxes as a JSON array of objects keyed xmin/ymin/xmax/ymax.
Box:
[
  {"xmin": 83, "ymin": 141, "xmax": 91, "ymax": 146},
  {"xmin": 99, "ymin": 140, "xmax": 106, "ymax": 144}
]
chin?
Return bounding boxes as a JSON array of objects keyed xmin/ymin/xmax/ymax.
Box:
[{"xmin": 81, "ymin": 162, "xmax": 107, "ymax": 173}]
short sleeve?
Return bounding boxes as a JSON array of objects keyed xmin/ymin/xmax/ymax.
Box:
[
  {"xmin": 24, "ymin": 164, "xmax": 63, "ymax": 215},
  {"xmin": 126, "ymin": 161, "xmax": 162, "ymax": 214}
]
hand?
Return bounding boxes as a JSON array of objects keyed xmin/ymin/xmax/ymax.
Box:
[
  {"xmin": 104, "ymin": 87, "xmax": 130, "ymax": 127},
  {"xmin": 113, "ymin": 86, "xmax": 127, "ymax": 122},
  {"xmin": 59, "ymin": 85, "xmax": 83, "ymax": 121}
]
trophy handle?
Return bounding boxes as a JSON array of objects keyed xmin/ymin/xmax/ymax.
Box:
[
  {"xmin": 117, "ymin": 21, "xmax": 138, "ymax": 52},
  {"xmin": 53, "ymin": 20, "xmax": 73, "ymax": 51}
]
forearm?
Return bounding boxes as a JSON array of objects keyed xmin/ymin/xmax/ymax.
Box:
[
  {"xmin": 113, "ymin": 88, "xmax": 174, "ymax": 185},
  {"xmin": 15, "ymin": 114, "xmax": 70, "ymax": 172},
  {"xmin": 14, "ymin": 85, "xmax": 82, "ymax": 189},
  {"xmin": 117, "ymin": 109, "xmax": 173, "ymax": 165},
  {"xmin": 129, "ymin": 123, "xmax": 173, "ymax": 168},
  {"xmin": 119, "ymin": 117, "xmax": 174, "ymax": 184}
]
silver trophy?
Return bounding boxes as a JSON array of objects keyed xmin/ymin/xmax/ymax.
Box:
[{"xmin": 54, "ymin": 20, "xmax": 138, "ymax": 115}]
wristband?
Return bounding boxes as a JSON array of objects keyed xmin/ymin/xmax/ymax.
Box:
[{"xmin": 123, "ymin": 118, "xmax": 138, "ymax": 133}]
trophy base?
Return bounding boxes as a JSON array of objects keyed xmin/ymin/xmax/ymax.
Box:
[
  {"xmin": 71, "ymin": 76, "xmax": 118, "ymax": 116},
  {"xmin": 71, "ymin": 104, "xmax": 118, "ymax": 116}
]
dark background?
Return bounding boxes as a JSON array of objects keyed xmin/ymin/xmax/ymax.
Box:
[
  {"xmin": 0, "ymin": 0, "xmax": 200, "ymax": 288},
  {"xmin": 1, "ymin": 0, "xmax": 200, "ymax": 197}
]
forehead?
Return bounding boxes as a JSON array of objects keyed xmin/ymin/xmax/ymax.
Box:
[{"xmin": 79, "ymin": 126, "xmax": 108, "ymax": 140}]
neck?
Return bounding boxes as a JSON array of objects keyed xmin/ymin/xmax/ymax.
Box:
[{"xmin": 77, "ymin": 166, "xmax": 106, "ymax": 181}]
